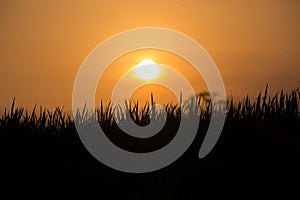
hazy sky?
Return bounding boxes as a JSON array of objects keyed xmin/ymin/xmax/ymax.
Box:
[{"xmin": 1, "ymin": 0, "xmax": 299, "ymax": 110}]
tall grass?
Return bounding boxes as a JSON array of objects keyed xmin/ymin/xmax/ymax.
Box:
[
  {"xmin": 1, "ymin": 86, "xmax": 299, "ymax": 136},
  {"xmin": 0, "ymin": 99, "xmax": 73, "ymax": 136},
  {"xmin": 227, "ymin": 85, "xmax": 300, "ymax": 121}
]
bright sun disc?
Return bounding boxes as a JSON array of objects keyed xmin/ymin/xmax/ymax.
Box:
[{"xmin": 134, "ymin": 59, "xmax": 160, "ymax": 81}]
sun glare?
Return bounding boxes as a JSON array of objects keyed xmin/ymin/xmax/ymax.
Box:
[{"xmin": 134, "ymin": 59, "xmax": 160, "ymax": 81}]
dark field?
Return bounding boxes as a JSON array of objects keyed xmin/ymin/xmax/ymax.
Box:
[{"xmin": 1, "ymin": 86, "xmax": 300, "ymax": 199}]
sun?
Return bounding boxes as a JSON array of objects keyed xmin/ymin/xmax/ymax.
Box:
[{"xmin": 134, "ymin": 59, "xmax": 160, "ymax": 81}]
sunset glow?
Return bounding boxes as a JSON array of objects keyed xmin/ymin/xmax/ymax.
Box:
[
  {"xmin": 134, "ymin": 59, "xmax": 160, "ymax": 81},
  {"xmin": 0, "ymin": 0, "xmax": 299, "ymax": 111},
  {"xmin": 1, "ymin": 1, "xmax": 300, "ymax": 193}
]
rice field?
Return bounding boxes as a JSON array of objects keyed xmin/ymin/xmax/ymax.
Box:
[
  {"xmin": 1, "ymin": 85, "xmax": 299, "ymax": 135},
  {"xmin": 0, "ymin": 86, "xmax": 299, "ymax": 199}
]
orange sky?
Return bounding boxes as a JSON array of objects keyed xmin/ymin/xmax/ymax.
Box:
[
  {"xmin": 96, "ymin": 49, "xmax": 207, "ymax": 106},
  {"xmin": 1, "ymin": 0, "xmax": 300, "ymax": 111}
]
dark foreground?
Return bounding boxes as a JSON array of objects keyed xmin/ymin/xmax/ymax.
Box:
[
  {"xmin": 0, "ymin": 88, "xmax": 300, "ymax": 199},
  {"xmin": 1, "ymin": 123, "xmax": 299, "ymax": 200}
]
